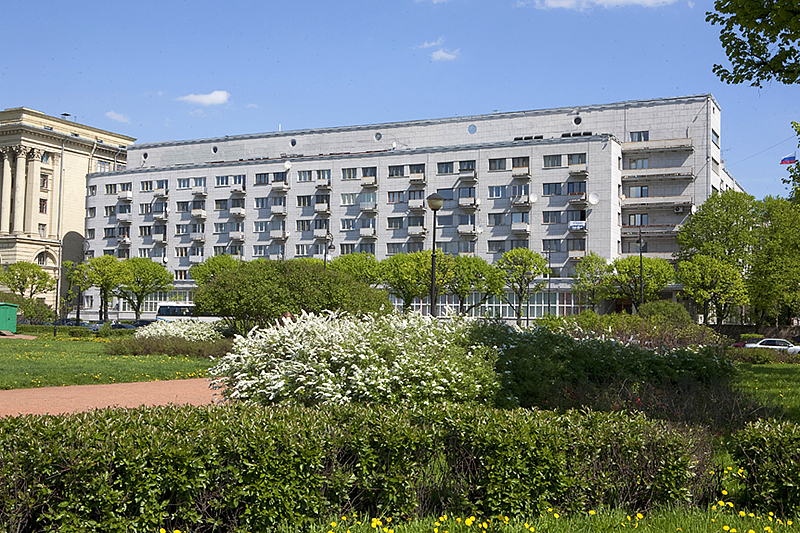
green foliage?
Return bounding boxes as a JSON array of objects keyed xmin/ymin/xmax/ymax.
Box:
[
  {"xmin": 495, "ymin": 248, "xmax": 547, "ymax": 325},
  {"xmin": 114, "ymin": 257, "xmax": 174, "ymax": 320},
  {"xmin": 706, "ymin": 0, "xmax": 800, "ymax": 86},
  {"xmin": 783, "ymin": 122, "xmax": 800, "ymax": 203},
  {"xmin": 0, "ymin": 261, "xmax": 56, "ymax": 299},
  {"xmin": 572, "ymin": 251, "xmax": 611, "ymax": 311},
  {"xmin": 0, "ymin": 291, "xmax": 54, "ymax": 325},
  {"xmin": 605, "ymin": 256, "xmax": 674, "ymax": 308},
  {"xmin": 379, "ymin": 251, "xmax": 448, "ymax": 312},
  {"xmin": 328, "ymin": 252, "xmax": 381, "ymax": 286},
  {"xmin": 188, "ymin": 253, "xmax": 242, "ymax": 286},
  {"xmin": 105, "ymin": 336, "xmax": 233, "ymax": 359},
  {"xmin": 61, "ymin": 260, "xmax": 90, "ymax": 321},
  {"xmin": 0, "ymin": 403, "xmax": 719, "ymax": 530},
  {"xmin": 445, "ymin": 255, "xmax": 504, "ymax": 315},
  {"xmin": 678, "ymin": 254, "xmax": 749, "ymax": 326},
  {"xmin": 726, "ymin": 347, "xmax": 779, "ymax": 365},
  {"xmin": 638, "ymin": 300, "xmax": 694, "ymax": 328},
  {"xmin": 85, "ymin": 255, "xmax": 125, "ymax": 322}
]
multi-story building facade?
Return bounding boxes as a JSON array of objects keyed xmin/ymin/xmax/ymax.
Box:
[
  {"xmin": 85, "ymin": 94, "xmax": 743, "ymax": 320},
  {"xmin": 0, "ymin": 108, "xmax": 134, "ymax": 307}
]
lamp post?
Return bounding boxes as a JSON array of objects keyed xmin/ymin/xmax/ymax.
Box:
[
  {"xmin": 524, "ymin": 271, "xmax": 534, "ymax": 327},
  {"xmin": 426, "ymin": 193, "xmax": 444, "ymax": 317},
  {"xmin": 636, "ymin": 225, "xmax": 645, "ymax": 311},
  {"xmin": 324, "ymin": 231, "xmax": 334, "ymax": 267}
]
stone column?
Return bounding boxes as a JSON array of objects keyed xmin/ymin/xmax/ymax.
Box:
[
  {"xmin": 25, "ymin": 149, "xmax": 43, "ymax": 236},
  {"xmin": 12, "ymin": 146, "xmax": 26, "ymax": 235},
  {"xmin": 0, "ymin": 148, "xmax": 11, "ymax": 234}
]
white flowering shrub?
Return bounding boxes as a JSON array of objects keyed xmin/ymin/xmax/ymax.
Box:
[
  {"xmin": 135, "ymin": 319, "xmax": 223, "ymax": 343},
  {"xmin": 209, "ymin": 311, "xmax": 499, "ymax": 407}
]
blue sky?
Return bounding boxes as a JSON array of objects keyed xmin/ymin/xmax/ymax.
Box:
[{"xmin": 2, "ymin": 0, "xmax": 796, "ymax": 198}]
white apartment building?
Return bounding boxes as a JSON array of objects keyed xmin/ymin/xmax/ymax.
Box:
[{"xmin": 84, "ymin": 94, "xmax": 743, "ymax": 320}]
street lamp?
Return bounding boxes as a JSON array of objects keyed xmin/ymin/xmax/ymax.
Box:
[
  {"xmin": 324, "ymin": 231, "xmax": 335, "ymax": 267},
  {"xmin": 427, "ymin": 193, "xmax": 444, "ymax": 317},
  {"xmin": 524, "ymin": 271, "xmax": 534, "ymax": 327},
  {"xmin": 636, "ymin": 225, "xmax": 645, "ymax": 311}
]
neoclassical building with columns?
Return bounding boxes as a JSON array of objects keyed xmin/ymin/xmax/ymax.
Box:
[{"xmin": 0, "ymin": 108, "xmax": 134, "ymax": 306}]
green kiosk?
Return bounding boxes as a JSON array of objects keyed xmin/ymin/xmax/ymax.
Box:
[{"xmin": 0, "ymin": 303, "xmax": 18, "ymax": 333}]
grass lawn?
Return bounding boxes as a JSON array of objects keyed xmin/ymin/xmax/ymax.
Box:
[
  {"xmin": 0, "ymin": 337, "xmax": 211, "ymax": 389},
  {"xmin": 735, "ymin": 363, "xmax": 800, "ymax": 422}
]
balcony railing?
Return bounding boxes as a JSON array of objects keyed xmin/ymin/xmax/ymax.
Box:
[
  {"xmin": 117, "ymin": 191, "xmax": 133, "ymax": 201},
  {"xmin": 408, "ymin": 199, "xmax": 425, "ymax": 211},
  {"xmin": 191, "ymin": 209, "xmax": 207, "ymax": 219},
  {"xmin": 360, "ymin": 227, "xmax": 376, "ymax": 238},
  {"xmin": 511, "ymin": 222, "xmax": 530, "ymax": 234},
  {"xmin": 191, "ymin": 186, "xmax": 207, "ymax": 196}
]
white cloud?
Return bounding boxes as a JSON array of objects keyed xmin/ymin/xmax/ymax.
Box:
[
  {"xmin": 530, "ymin": 0, "xmax": 676, "ymax": 8},
  {"xmin": 246, "ymin": 103, "xmax": 260, "ymax": 109},
  {"xmin": 431, "ymin": 48, "xmax": 460, "ymax": 61},
  {"xmin": 176, "ymin": 90, "xmax": 231, "ymax": 106},
  {"xmin": 105, "ymin": 110, "xmax": 130, "ymax": 123},
  {"xmin": 417, "ymin": 37, "xmax": 445, "ymax": 49}
]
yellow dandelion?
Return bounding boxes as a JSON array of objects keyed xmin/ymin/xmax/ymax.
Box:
[
  {"xmin": 724, "ymin": 527, "xmax": 730, "ymax": 531},
  {"xmin": 636, "ymin": 513, "xmax": 643, "ymax": 520},
  {"xmin": 554, "ymin": 513, "xmax": 559, "ymax": 519},
  {"xmin": 589, "ymin": 510, "xmax": 596, "ymax": 515},
  {"xmin": 435, "ymin": 529, "xmax": 438, "ymax": 533},
  {"xmin": 332, "ymin": 522, "xmax": 337, "ymax": 527},
  {"xmin": 722, "ymin": 490, "xmax": 729, "ymax": 495}
]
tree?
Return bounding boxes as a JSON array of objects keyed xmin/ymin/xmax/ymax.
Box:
[
  {"xmin": 85, "ymin": 255, "xmax": 124, "ymax": 322},
  {"xmin": 675, "ymin": 190, "xmax": 758, "ymax": 275},
  {"xmin": 0, "ymin": 261, "xmax": 56, "ymax": 299},
  {"xmin": 444, "ymin": 255, "xmax": 504, "ymax": 315},
  {"xmin": 114, "ymin": 258, "xmax": 174, "ymax": 321},
  {"xmin": 605, "ymin": 256, "xmax": 674, "ymax": 311},
  {"xmin": 706, "ymin": 0, "xmax": 800, "ymax": 86},
  {"xmin": 189, "ymin": 254, "xmax": 242, "ymax": 286},
  {"xmin": 62, "ymin": 261, "xmax": 91, "ymax": 322},
  {"xmin": 0, "ymin": 292, "xmax": 54, "ymax": 325},
  {"xmin": 495, "ymin": 248, "xmax": 547, "ymax": 325},
  {"xmin": 379, "ymin": 251, "xmax": 439, "ymax": 313},
  {"xmin": 677, "ymin": 254, "xmax": 749, "ymax": 327},
  {"xmin": 572, "ymin": 252, "xmax": 612, "ymax": 312},
  {"xmin": 329, "ymin": 252, "xmax": 381, "ymax": 287},
  {"xmin": 782, "ymin": 122, "xmax": 800, "ymax": 203}
]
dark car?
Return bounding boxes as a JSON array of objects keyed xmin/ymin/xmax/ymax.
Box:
[
  {"xmin": 112, "ymin": 323, "xmax": 135, "ymax": 330},
  {"xmin": 132, "ymin": 319, "xmax": 155, "ymax": 328}
]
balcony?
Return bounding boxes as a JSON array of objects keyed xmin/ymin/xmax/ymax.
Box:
[
  {"xmin": 313, "ymin": 228, "xmax": 331, "ymax": 239},
  {"xmin": 271, "ymin": 204, "xmax": 287, "ymax": 216},
  {"xmin": 190, "ymin": 232, "xmax": 205, "ymax": 242},
  {"xmin": 117, "ymin": 190, "xmax": 132, "ymax": 201},
  {"xmin": 511, "ymin": 167, "xmax": 530, "ymax": 178},
  {"xmin": 359, "ymin": 201, "xmax": 377, "ymax": 212},
  {"xmin": 360, "ymin": 227, "xmax": 376, "ymax": 238},
  {"xmin": 229, "ymin": 231, "xmax": 245, "ymax": 242},
  {"xmin": 316, "ymin": 179, "xmax": 331, "ymax": 190},
  {"xmin": 457, "ymin": 224, "xmax": 480, "ymax": 236},
  {"xmin": 459, "ymin": 169, "xmax": 477, "ymax": 181},
  {"xmin": 568, "ymin": 220, "xmax": 587, "ymax": 232},
  {"xmin": 191, "ymin": 186, "xmax": 207, "ymax": 196},
  {"xmin": 270, "ymin": 230, "xmax": 288, "ymax": 240},
  {"xmin": 191, "ymin": 209, "xmax": 207, "ymax": 219},
  {"xmin": 153, "ymin": 233, "xmax": 168, "ymax": 244},
  {"xmin": 458, "ymin": 197, "xmax": 479, "ymax": 208},
  {"xmin": 154, "ymin": 188, "xmax": 168, "ymax": 198},
  {"xmin": 511, "ymin": 195, "xmax": 530, "ymax": 207},
  {"xmin": 511, "ymin": 222, "xmax": 530, "ymax": 234},
  {"xmin": 189, "ymin": 255, "xmax": 205, "ymax": 264},
  {"xmin": 116, "ymin": 213, "xmax": 132, "ymax": 224},
  {"xmin": 407, "ymin": 226, "xmax": 426, "ymax": 237},
  {"xmin": 409, "ymin": 172, "xmax": 426, "ymax": 183},
  {"xmin": 621, "ymin": 224, "xmax": 680, "ymax": 237},
  {"xmin": 621, "ymin": 138, "xmax": 694, "ymax": 153},
  {"xmin": 408, "ymin": 199, "xmax": 425, "ymax": 211},
  {"xmin": 621, "ymin": 195, "xmax": 693, "ymax": 209},
  {"xmin": 568, "ymin": 250, "xmax": 586, "ymax": 260},
  {"xmin": 116, "ymin": 236, "xmax": 131, "ymax": 246},
  {"xmin": 230, "ymin": 184, "xmax": 246, "ymax": 194},
  {"xmin": 271, "ymin": 180, "xmax": 291, "ymax": 192},
  {"xmin": 621, "ymin": 166, "xmax": 695, "ymax": 181},
  {"xmin": 568, "ymin": 165, "xmax": 588, "ymax": 179},
  {"xmin": 230, "ymin": 207, "xmax": 246, "ymax": 218},
  {"xmin": 314, "ymin": 202, "xmax": 330, "ymax": 214},
  {"xmin": 154, "ymin": 211, "xmax": 168, "ymax": 221},
  {"xmin": 568, "ymin": 192, "xmax": 588, "ymax": 205},
  {"xmin": 361, "ymin": 175, "xmax": 377, "ymax": 187}
]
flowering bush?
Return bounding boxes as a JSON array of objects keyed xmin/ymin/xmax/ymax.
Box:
[
  {"xmin": 210, "ymin": 311, "xmax": 498, "ymax": 406},
  {"xmin": 135, "ymin": 319, "xmax": 223, "ymax": 343}
]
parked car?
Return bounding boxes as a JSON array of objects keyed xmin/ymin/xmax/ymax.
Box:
[
  {"xmin": 112, "ymin": 323, "xmax": 135, "ymax": 330},
  {"xmin": 744, "ymin": 338, "xmax": 800, "ymax": 354},
  {"xmin": 132, "ymin": 319, "xmax": 155, "ymax": 328}
]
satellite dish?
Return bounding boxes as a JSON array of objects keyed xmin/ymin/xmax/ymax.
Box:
[
  {"xmin": 162, "ymin": 256, "xmax": 168, "ymax": 264},
  {"xmin": 620, "ymin": 194, "xmax": 627, "ymax": 201},
  {"xmin": 284, "ymin": 160, "xmax": 292, "ymax": 170},
  {"xmin": 588, "ymin": 192, "xmax": 600, "ymax": 205},
  {"xmin": 529, "ymin": 194, "xmax": 538, "ymax": 204},
  {"xmin": 392, "ymin": 141, "xmax": 397, "ymax": 149}
]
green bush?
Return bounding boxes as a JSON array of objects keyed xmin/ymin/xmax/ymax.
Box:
[
  {"xmin": 0, "ymin": 404, "xmax": 718, "ymax": 531},
  {"xmin": 105, "ymin": 336, "xmax": 233, "ymax": 359},
  {"xmin": 727, "ymin": 347, "xmax": 777, "ymax": 364},
  {"xmin": 638, "ymin": 299, "xmax": 694, "ymax": 328}
]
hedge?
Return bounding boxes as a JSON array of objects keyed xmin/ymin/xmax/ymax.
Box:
[{"xmin": 0, "ymin": 404, "xmax": 718, "ymax": 532}]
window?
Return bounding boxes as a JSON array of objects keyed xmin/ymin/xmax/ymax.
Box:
[
  {"xmin": 567, "ymin": 238, "xmax": 586, "ymax": 251},
  {"xmin": 86, "ymin": 228, "xmax": 95, "ymax": 239},
  {"xmin": 512, "ymin": 157, "xmax": 529, "ymax": 169},
  {"xmin": 712, "ymin": 158, "xmax": 719, "ymax": 174},
  {"xmin": 388, "ymin": 165, "xmax": 404, "ymax": 177},
  {"xmin": 215, "ymin": 199, "xmax": 228, "ymax": 211},
  {"xmin": 341, "ymin": 193, "xmax": 358, "ymax": 205},
  {"xmin": 254, "ymin": 221, "xmax": 269, "ymax": 232},
  {"xmin": 117, "ymin": 249, "xmax": 130, "ymax": 259},
  {"xmin": 105, "ymin": 184, "xmax": 117, "ymax": 195},
  {"xmin": 176, "ymin": 224, "xmax": 188, "ymax": 235},
  {"xmin": 359, "ymin": 243, "xmax": 375, "ymax": 254},
  {"xmin": 543, "ymin": 239, "xmax": 561, "ymax": 252},
  {"xmin": 567, "ymin": 182, "xmax": 586, "ymax": 194},
  {"xmin": 139, "ymin": 226, "xmax": 152, "ymax": 237},
  {"xmin": 511, "ymin": 184, "xmax": 529, "ymax": 196},
  {"xmin": 488, "ymin": 213, "xmax": 505, "ymax": 226},
  {"xmin": 232, "ymin": 175, "xmax": 245, "ymax": 186},
  {"xmin": 88, "ymin": 185, "xmax": 97, "ymax": 196},
  {"xmin": 176, "ymin": 201, "xmax": 189, "ymax": 212},
  {"xmin": 272, "ymin": 171, "xmax": 287, "ymax": 182},
  {"xmin": 543, "ymin": 211, "xmax": 561, "ymax": 224},
  {"xmin": 567, "ymin": 209, "xmax": 586, "ymax": 222},
  {"xmin": 360, "ymin": 192, "xmax": 377, "ymax": 204},
  {"xmin": 387, "ymin": 243, "xmax": 405, "ymax": 255},
  {"xmin": 629, "ymin": 185, "xmax": 648, "ymax": 198},
  {"xmin": 87, "ymin": 207, "xmax": 96, "ymax": 218},
  {"xmin": 409, "ymin": 164, "xmax": 424, "ymax": 175},
  {"xmin": 177, "ymin": 178, "xmax": 190, "ymax": 189},
  {"xmin": 139, "ymin": 204, "xmax": 152, "ymax": 215},
  {"xmin": 340, "ymin": 243, "xmax": 356, "ymax": 255},
  {"xmin": 175, "ymin": 270, "xmax": 188, "ymax": 280},
  {"xmin": 41, "ymin": 152, "xmax": 51, "ymax": 164},
  {"xmin": 362, "ymin": 167, "xmax": 377, "ymax": 178},
  {"xmin": 342, "ymin": 168, "xmax": 358, "ymax": 180},
  {"xmin": 213, "ymin": 246, "xmax": 227, "ymax": 256},
  {"xmin": 488, "ymin": 240, "xmax": 506, "ymax": 253},
  {"xmin": 407, "ymin": 242, "xmax": 424, "ymax": 253},
  {"xmin": 543, "ymin": 155, "xmax": 562, "ymax": 168},
  {"xmin": 459, "ymin": 214, "xmax": 476, "ymax": 226},
  {"xmin": 712, "ymin": 130, "xmax": 720, "ymax": 147},
  {"xmin": 315, "ymin": 194, "xmax": 330, "ymax": 205},
  {"xmin": 255, "ymin": 197, "xmax": 269, "ymax": 208},
  {"xmin": 297, "ymin": 195, "xmax": 312, "ymax": 207},
  {"xmin": 459, "ymin": 160, "xmax": 476, "ymax": 171},
  {"xmin": 97, "ymin": 161, "xmax": 111, "ymax": 173},
  {"xmin": 229, "ymin": 245, "xmax": 243, "ymax": 257},
  {"xmin": 510, "ymin": 240, "xmax": 528, "ymax": 250},
  {"xmin": 140, "ymin": 181, "xmax": 152, "ymax": 192},
  {"xmin": 40, "ymin": 174, "xmax": 49, "ymax": 190},
  {"xmin": 39, "ymin": 199, "xmax": 47, "ymax": 214},
  {"xmin": 437, "ymin": 162, "xmax": 454, "ymax": 174},
  {"xmin": 214, "ymin": 223, "xmax": 227, "ymax": 233},
  {"xmin": 459, "ymin": 187, "xmax": 475, "ymax": 198},
  {"xmin": 488, "ymin": 186, "xmax": 506, "ymax": 199},
  {"xmin": 231, "ymin": 198, "xmax": 245, "ymax": 209},
  {"xmin": 190, "ymin": 246, "xmax": 204, "ymax": 257},
  {"xmin": 38, "ymin": 224, "xmax": 46, "ymax": 238},
  {"xmin": 437, "ymin": 215, "xmax": 453, "ymax": 226},
  {"xmin": 409, "ymin": 189, "xmax": 425, "ymax": 201},
  {"xmin": 630, "ymin": 131, "xmax": 649, "ymax": 142},
  {"xmin": 408, "ymin": 216, "xmax": 424, "ymax": 227},
  {"xmin": 316, "ymin": 170, "xmax": 331, "ymax": 182},
  {"xmin": 104, "ymin": 228, "xmax": 116, "ymax": 238},
  {"xmin": 193, "ymin": 177, "xmax": 206, "ymax": 187},
  {"xmin": 459, "ymin": 241, "xmax": 475, "ymax": 254},
  {"xmin": 297, "ymin": 171, "xmax": 312, "ymax": 182},
  {"xmin": 388, "ymin": 217, "xmax": 404, "ymax": 229},
  {"xmin": 105, "ymin": 206, "xmax": 117, "ymax": 217},
  {"xmin": 543, "ymin": 183, "xmax": 561, "ymax": 196},
  {"xmin": 341, "ymin": 218, "xmax": 357, "ymax": 230},
  {"xmin": 568, "ymin": 153, "xmax": 586, "ymax": 165},
  {"xmin": 156, "ymin": 180, "xmax": 168, "ymax": 190},
  {"xmin": 387, "ymin": 191, "xmax": 405, "ymax": 204},
  {"xmin": 511, "ymin": 212, "xmax": 529, "ymax": 224},
  {"xmin": 296, "ymin": 244, "xmax": 311, "ymax": 256},
  {"xmin": 192, "ymin": 223, "xmax": 205, "ymax": 233},
  {"xmin": 314, "ymin": 218, "xmax": 329, "ymax": 230},
  {"xmin": 138, "ymin": 248, "xmax": 151, "ymax": 258},
  {"xmin": 216, "ymin": 176, "xmax": 229, "ymax": 187},
  {"xmin": 118, "ymin": 226, "xmax": 130, "ymax": 238},
  {"xmin": 255, "ymin": 173, "xmax": 269, "ymax": 185},
  {"xmin": 437, "ymin": 188, "xmax": 454, "ymax": 201},
  {"xmin": 361, "ymin": 218, "xmax": 376, "ymax": 229},
  {"xmin": 489, "ymin": 158, "xmax": 506, "ymax": 171},
  {"xmin": 629, "ymin": 158, "xmax": 649, "ymax": 170},
  {"xmin": 253, "ymin": 245, "xmax": 269, "ymax": 257},
  {"xmin": 627, "ymin": 213, "xmax": 648, "ymax": 226},
  {"xmin": 296, "ymin": 220, "xmax": 311, "ymax": 232}
]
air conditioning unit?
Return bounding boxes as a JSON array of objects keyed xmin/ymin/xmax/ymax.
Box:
[{"xmin": 674, "ymin": 206, "xmax": 684, "ymax": 213}]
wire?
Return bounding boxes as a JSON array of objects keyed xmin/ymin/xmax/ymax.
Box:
[{"xmin": 726, "ymin": 134, "xmax": 797, "ymax": 166}]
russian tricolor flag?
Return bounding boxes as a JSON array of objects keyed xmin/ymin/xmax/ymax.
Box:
[{"xmin": 781, "ymin": 152, "xmax": 797, "ymax": 165}]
